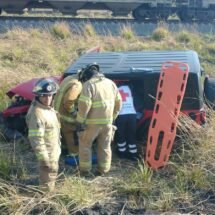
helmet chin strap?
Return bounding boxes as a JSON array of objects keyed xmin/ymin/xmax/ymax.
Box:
[
  {"xmin": 36, "ymin": 94, "xmax": 54, "ymax": 106},
  {"xmin": 36, "ymin": 96, "xmax": 45, "ymax": 106},
  {"xmin": 35, "ymin": 96, "xmax": 40, "ymax": 101}
]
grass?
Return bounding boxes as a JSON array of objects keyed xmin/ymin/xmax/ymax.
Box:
[
  {"xmin": 51, "ymin": 22, "xmax": 72, "ymax": 39},
  {"xmin": 56, "ymin": 176, "xmax": 114, "ymax": 212},
  {"xmin": 117, "ymin": 162, "xmax": 153, "ymax": 197},
  {"xmin": 152, "ymin": 26, "xmax": 170, "ymax": 42},
  {"xmin": 0, "ymin": 175, "xmax": 114, "ymax": 214},
  {"xmin": 0, "ymin": 149, "xmax": 11, "ymax": 179},
  {"xmin": 0, "ymin": 142, "xmax": 27, "ymax": 181},
  {"xmin": 0, "ymin": 24, "xmax": 215, "ymax": 213},
  {"xmin": 120, "ymin": 25, "xmax": 136, "ymax": 40},
  {"xmin": 0, "ymin": 87, "xmax": 9, "ymax": 111},
  {"xmin": 0, "ymin": 118, "xmax": 215, "ymax": 214}
]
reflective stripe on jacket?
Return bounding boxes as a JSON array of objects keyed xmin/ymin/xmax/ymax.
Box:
[
  {"xmin": 26, "ymin": 100, "xmax": 61, "ymax": 162},
  {"xmin": 54, "ymin": 75, "xmax": 82, "ymax": 124},
  {"xmin": 77, "ymin": 74, "xmax": 122, "ymax": 125}
]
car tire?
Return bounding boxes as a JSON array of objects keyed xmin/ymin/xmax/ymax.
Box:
[{"xmin": 204, "ymin": 76, "xmax": 215, "ymax": 109}]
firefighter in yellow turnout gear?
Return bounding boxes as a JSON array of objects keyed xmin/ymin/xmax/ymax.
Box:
[
  {"xmin": 54, "ymin": 75, "xmax": 82, "ymax": 156},
  {"xmin": 77, "ymin": 63, "xmax": 122, "ymax": 174},
  {"xmin": 26, "ymin": 78, "xmax": 61, "ymax": 191}
]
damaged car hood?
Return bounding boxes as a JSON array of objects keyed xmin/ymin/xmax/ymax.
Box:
[{"xmin": 6, "ymin": 76, "xmax": 61, "ymax": 100}]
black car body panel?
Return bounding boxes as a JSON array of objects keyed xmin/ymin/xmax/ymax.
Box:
[{"xmin": 64, "ymin": 50, "xmax": 204, "ymax": 112}]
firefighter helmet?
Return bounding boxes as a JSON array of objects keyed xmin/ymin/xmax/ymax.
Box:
[
  {"xmin": 85, "ymin": 63, "xmax": 100, "ymax": 73},
  {"xmin": 33, "ymin": 78, "xmax": 59, "ymax": 96},
  {"xmin": 79, "ymin": 62, "xmax": 100, "ymax": 82}
]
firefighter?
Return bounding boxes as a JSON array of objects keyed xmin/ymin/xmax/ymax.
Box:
[
  {"xmin": 26, "ymin": 78, "xmax": 61, "ymax": 191},
  {"xmin": 54, "ymin": 75, "xmax": 82, "ymax": 157},
  {"xmin": 115, "ymin": 83, "xmax": 138, "ymax": 160},
  {"xmin": 76, "ymin": 63, "xmax": 122, "ymax": 175}
]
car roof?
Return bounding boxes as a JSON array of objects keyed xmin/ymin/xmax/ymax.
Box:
[{"xmin": 64, "ymin": 50, "xmax": 201, "ymax": 76}]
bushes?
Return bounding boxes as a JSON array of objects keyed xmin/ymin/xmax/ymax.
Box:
[
  {"xmin": 152, "ymin": 27, "xmax": 169, "ymax": 41},
  {"xmin": 84, "ymin": 24, "xmax": 97, "ymax": 37},
  {"xmin": 176, "ymin": 30, "xmax": 191, "ymax": 43},
  {"xmin": 51, "ymin": 22, "xmax": 71, "ymax": 39},
  {"xmin": 120, "ymin": 26, "xmax": 135, "ymax": 40}
]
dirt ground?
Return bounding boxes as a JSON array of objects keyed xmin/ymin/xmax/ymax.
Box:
[
  {"xmin": 75, "ymin": 202, "xmax": 186, "ymax": 215},
  {"xmin": 75, "ymin": 202, "xmax": 145, "ymax": 215}
]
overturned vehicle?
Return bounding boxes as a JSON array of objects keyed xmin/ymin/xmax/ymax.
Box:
[{"xmin": 0, "ymin": 50, "xmax": 212, "ymax": 142}]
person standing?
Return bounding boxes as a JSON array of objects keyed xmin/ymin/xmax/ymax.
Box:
[
  {"xmin": 26, "ymin": 78, "xmax": 61, "ymax": 191},
  {"xmin": 54, "ymin": 75, "xmax": 82, "ymax": 157},
  {"xmin": 115, "ymin": 83, "xmax": 138, "ymax": 160},
  {"xmin": 76, "ymin": 63, "xmax": 122, "ymax": 175}
]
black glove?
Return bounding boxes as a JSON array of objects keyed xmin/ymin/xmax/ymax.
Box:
[{"xmin": 76, "ymin": 122, "xmax": 86, "ymax": 132}]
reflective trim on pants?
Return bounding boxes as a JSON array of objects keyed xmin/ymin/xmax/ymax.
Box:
[
  {"xmin": 129, "ymin": 149, "xmax": 137, "ymax": 153},
  {"xmin": 117, "ymin": 142, "xmax": 126, "ymax": 152},
  {"xmin": 128, "ymin": 144, "xmax": 137, "ymax": 153},
  {"xmin": 98, "ymin": 161, "xmax": 111, "ymax": 174},
  {"xmin": 79, "ymin": 161, "xmax": 92, "ymax": 171}
]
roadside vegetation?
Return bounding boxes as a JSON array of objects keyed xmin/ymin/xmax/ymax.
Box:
[{"xmin": 0, "ymin": 23, "xmax": 215, "ymax": 214}]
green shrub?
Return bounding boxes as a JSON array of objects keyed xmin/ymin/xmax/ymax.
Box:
[
  {"xmin": 176, "ymin": 31, "xmax": 191, "ymax": 43},
  {"xmin": 51, "ymin": 22, "xmax": 71, "ymax": 39},
  {"xmin": 118, "ymin": 163, "xmax": 153, "ymax": 197},
  {"xmin": 152, "ymin": 27, "xmax": 169, "ymax": 41},
  {"xmin": 206, "ymin": 42, "xmax": 215, "ymax": 55},
  {"xmin": 84, "ymin": 24, "xmax": 97, "ymax": 37},
  {"xmin": 120, "ymin": 26, "xmax": 135, "ymax": 40},
  {"xmin": 1, "ymin": 47, "xmax": 24, "ymax": 62}
]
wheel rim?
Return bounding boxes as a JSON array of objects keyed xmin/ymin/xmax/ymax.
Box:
[{"xmin": 132, "ymin": 7, "xmax": 149, "ymax": 21}]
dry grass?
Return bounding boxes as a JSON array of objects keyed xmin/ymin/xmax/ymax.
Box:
[
  {"xmin": 113, "ymin": 110, "xmax": 215, "ymax": 213},
  {"xmin": 0, "ymin": 24, "xmax": 215, "ymax": 213},
  {"xmin": 0, "ymin": 24, "xmax": 214, "ymax": 88},
  {"xmin": 56, "ymin": 176, "xmax": 114, "ymax": 213},
  {"xmin": 120, "ymin": 25, "xmax": 136, "ymax": 40},
  {"xmin": 0, "ymin": 110, "xmax": 215, "ymax": 214},
  {"xmin": 0, "ymin": 138, "xmax": 115, "ymax": 214},
  {"xmin": 0, "ymin": 176, "xmax": 114, "ymax": 214},
  {"xmin": 152, "ymin": 26, "xmax": 170, "ymax": 42}
]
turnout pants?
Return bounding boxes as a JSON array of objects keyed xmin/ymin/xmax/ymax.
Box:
[
  {"xmin": 79, "ymin": 124, "xmax": 113, "ymax": 174},
  {"xmin": 61, "ymin": 122, "xmax": 79, "ymax": 155},
  {"xmin": 39, "ymin": 160, "xmax": 59, "ymax": 192}
]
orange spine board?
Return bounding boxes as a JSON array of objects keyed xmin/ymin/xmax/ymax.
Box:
[{"xmin": 146, "ymin": 61, "xmax": 189, "ymax": 169}]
